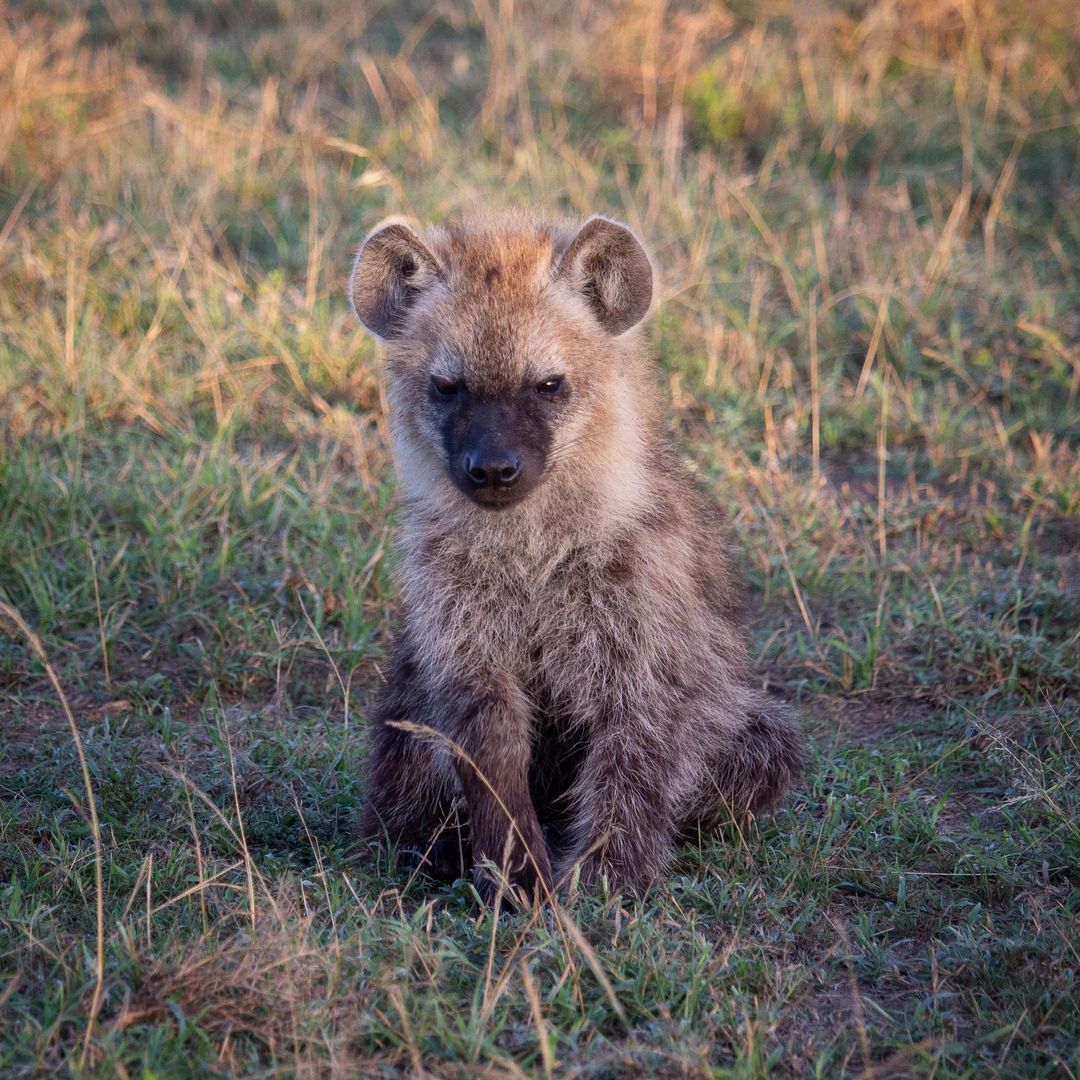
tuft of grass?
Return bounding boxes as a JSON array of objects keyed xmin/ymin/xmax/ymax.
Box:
[{"xmin": 1, "ymin": 0, "xmax": 1077, "ymax": 1075}]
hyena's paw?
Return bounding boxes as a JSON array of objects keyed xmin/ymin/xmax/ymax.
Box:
[
  {"xmin": 473, "ymin": 844, "xmax": 554, "ymax": 910},
  {"xmin": 395, "ymin": 837, "xmax": 469, "ymax": 884},
  {"xmin": 557, "ymin": 833, "xmax": 669, "ymax": 894}
]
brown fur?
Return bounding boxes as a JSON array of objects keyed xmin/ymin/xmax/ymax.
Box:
[{"xmin": 350, "ymin": 209, "xmax": 803, "ymax": 902}]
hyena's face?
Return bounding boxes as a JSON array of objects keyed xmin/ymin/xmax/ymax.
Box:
[
  {"xmin": 349, "ymin": 214, "xmax": 653, "ymax": 510},
  {"xmin": 419, "ymin": 344, "xmax": 566, "ymax": 510}
]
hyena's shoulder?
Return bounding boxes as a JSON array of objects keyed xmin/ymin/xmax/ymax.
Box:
[{"xmin": 621, "ymin": 442, "xmax": 748, "ymax": 630}]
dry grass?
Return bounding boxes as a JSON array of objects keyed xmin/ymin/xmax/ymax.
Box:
[{"xmin": 0, "ymin": 0, "xmax": 1077, "ymax": 1075}]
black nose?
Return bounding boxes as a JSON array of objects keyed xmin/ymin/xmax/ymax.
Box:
[{"xmin": 464, "ymin": 451, "xmax": 522, "ymax": 488}]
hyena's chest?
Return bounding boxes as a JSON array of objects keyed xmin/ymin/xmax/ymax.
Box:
[{"xmin": 406, "ymin": 540, "xmax": 636, "ymax": 712}]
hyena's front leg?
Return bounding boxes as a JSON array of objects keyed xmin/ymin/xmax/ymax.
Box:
[
  {"xmin": 359, "ymin": 718, "xmax": 467, "ymax": 881},
  {"xmin": 557, "ymin": 710, "xmax": 687, "ymax": 890},
  {"xmin": 447, "ymin": 687, "xmax": 553, "ymax": 905},
  {"xmin": 359, "ymin": 635, "xmax": 467, "ymax": 882}
]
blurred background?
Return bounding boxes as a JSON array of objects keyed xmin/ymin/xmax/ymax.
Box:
[
  {"xmin": 2, "ymin": 0, "xmax": 1076, "ymax": 696},
  {"xmin": 0, "ymin": 2, "xmax": 1077, "ymax": 1075}
]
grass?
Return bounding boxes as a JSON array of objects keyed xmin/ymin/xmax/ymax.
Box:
[{"xmin": 0, "ymin": 0, "xmax": 1077, "ymax": 1074}]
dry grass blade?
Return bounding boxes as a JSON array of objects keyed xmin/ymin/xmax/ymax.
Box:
[
  {"xmin": 0, "ymin": 601, "xmax": 105, "ymax": 1069},
  {"xmin": 520, "ymin": 959, "xmax": 554, "ymax": 1080},
  {"xmin": 553, "ymin": 906, "xmax": 631, "ymax": 1036},
  {"xmin": 221, "ymin": 717, "xmax": 258, "ymax": 931}
]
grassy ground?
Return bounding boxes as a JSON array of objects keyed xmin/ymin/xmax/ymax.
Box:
[{"xmin": 1, "ymin": 0, "xmax": 1077, "ymax": 1075}]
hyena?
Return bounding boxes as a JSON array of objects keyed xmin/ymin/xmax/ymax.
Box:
[{"xmin": 349, "ymin": 210, "xmax": 803, "ymax": 903}]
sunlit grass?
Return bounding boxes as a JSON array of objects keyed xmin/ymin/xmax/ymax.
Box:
[{"xmin": 1, "ymin": 1, "xmax": 1077, "ymax": 1075}]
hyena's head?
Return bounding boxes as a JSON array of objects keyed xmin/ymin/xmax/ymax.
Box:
[{"xmin": 349, "ymin": 211, "xmax": 653, "ymax": 511}]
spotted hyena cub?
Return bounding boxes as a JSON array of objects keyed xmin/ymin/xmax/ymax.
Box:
[{"xmin": 349, "ymin": 210, "xmax": 803, "ymax": 903}]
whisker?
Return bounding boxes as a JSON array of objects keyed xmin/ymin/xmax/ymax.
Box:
[{"xmin": 546, "ymin": 433, "xmax": 594, "ymax": 464}]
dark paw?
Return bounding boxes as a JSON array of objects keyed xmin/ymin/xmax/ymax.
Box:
[
  {"xmin": 396, "ymin": 837, "xmax": 468, "ymax": 883},
  {"xmin": 473, "ymin": 853, "xmax": 553, "ymax": 911}
]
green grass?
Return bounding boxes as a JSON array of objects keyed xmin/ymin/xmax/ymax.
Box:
[{"xmin": 1, "ymin": 0, "xmax": 1078, "ymax": 1075}]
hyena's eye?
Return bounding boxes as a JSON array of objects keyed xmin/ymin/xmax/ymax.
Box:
[
  {"xmin": 535, "ymin": 376, "xmax": 563, "ymax": 396},
  {"xmin": 430, "ymin": 375, "xmax": 463, "ymax": 398}
]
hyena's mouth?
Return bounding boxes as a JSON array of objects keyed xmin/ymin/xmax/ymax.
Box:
[{"xmin": 460, "ymin": 476, "xmax": 538, "ymax": 510}]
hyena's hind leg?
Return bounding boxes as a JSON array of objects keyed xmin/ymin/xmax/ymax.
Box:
[{"xmin": 684, "ymin": 698, "xmax": 804, "ymax": 836}]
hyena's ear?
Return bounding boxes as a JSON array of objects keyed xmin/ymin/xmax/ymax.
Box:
[
  {"xmin": 556, "ymin": 215, "xmax": 653, "ymax": 335},
  {"xmin": 349, "ymin": 220, "xmax": 443, "ymax": 340}
]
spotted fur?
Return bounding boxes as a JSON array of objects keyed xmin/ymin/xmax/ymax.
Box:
[{"xmin": 350, "ymin": 209, "xmax": 804, "ymax": 901}]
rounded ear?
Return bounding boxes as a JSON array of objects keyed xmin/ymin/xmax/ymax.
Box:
[
  {"xmin": 349, "ymin": 220, "xmax": 443, "ymax": 340},
  {"xmin": 556, "ymin": 215, "xmax": 653, "ymax": 335}
]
